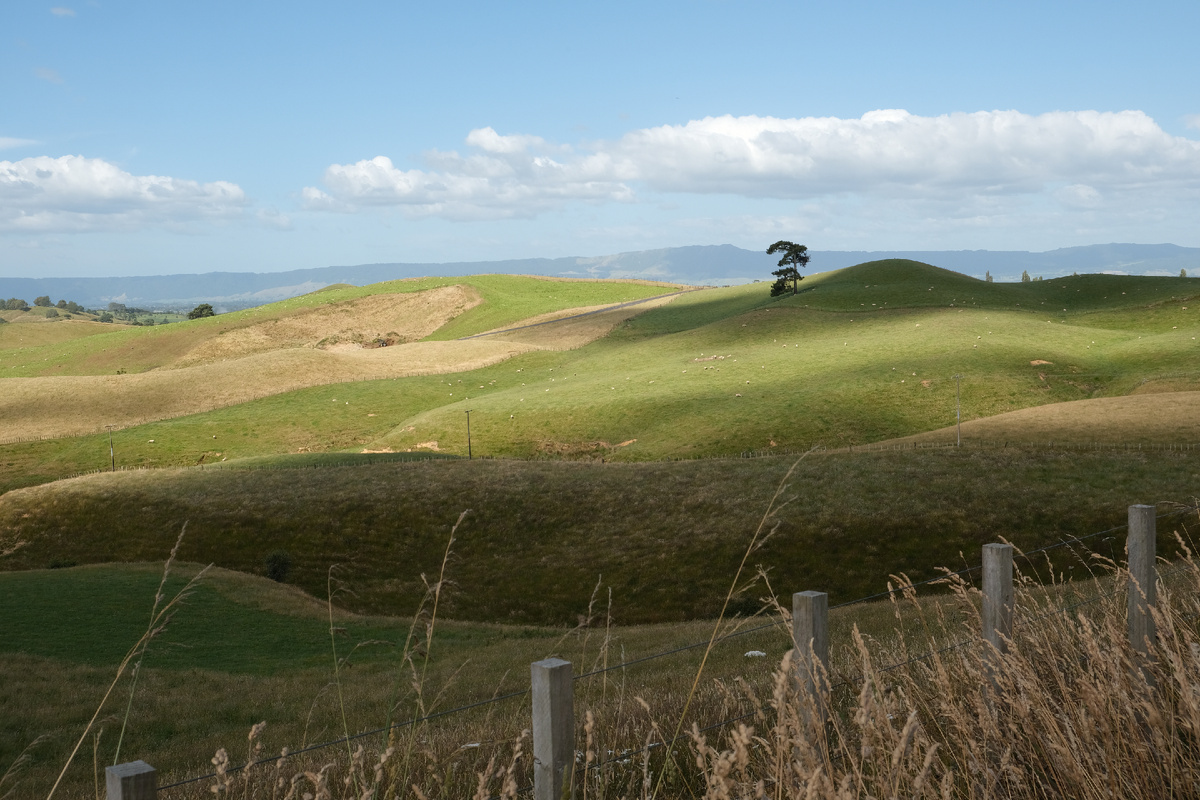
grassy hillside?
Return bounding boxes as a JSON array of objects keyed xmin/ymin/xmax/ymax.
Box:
[
  {"xmin": 2, "ymin": 448, "xmax": 1196, "ymax": 624},
  {"xmin": 3, "ymin": 261, "xmax": 1199, "ymax": 797},
  {"xmin": 373, "ymin": 263, "xmax": 1200, "ymax": 458},
  {"xmin": 1, "ymin": 261, "xmax": 1197, "ymax": 492},
  {"xmin": 887, "ymin": 391, "xmax": 1200, "ymax": 446},
  {"xmin": 0, "ymin": 277, "xmax": 682, "ymax": 444}
]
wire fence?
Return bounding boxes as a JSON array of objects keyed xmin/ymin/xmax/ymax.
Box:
[{"xmin": 149, "ymin": 502, "xmax": 1199, "ymax": 793}]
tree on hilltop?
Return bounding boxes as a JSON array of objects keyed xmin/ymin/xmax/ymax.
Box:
[
  {"xmin": 766, "ymin": 240, "xmax": 810, "ymax": 296},
  {"xmin": 34, "ymin": 295, "xmax": 51, "ymax": 307},
  {"xmin": 188, "ymin": 303, "xmax": 215, "ymax": 320}
]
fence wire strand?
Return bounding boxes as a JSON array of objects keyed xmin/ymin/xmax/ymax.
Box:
[
  {"xmin": 158, "ymin": 504, "xmax": 1198, "ymax": 791},
  {"xmin": 158, "ymin": 688, "xmax": 530, "ymax": 791}
]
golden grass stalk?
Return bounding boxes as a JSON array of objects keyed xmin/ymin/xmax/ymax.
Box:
[
  {"xmin": 1, "ymin": 735, "xmax": 48, "ymax": 800},
  {"xmin": 649, "ymin": 450, "xmax": 810, "ymax": 799},
  {"xmin": 47, "ymin": 524, "xmax": 209, "ymax": 800},
  {"xmin": 387, "ymin": 510, "xmax": 469, "ymax": 793}
]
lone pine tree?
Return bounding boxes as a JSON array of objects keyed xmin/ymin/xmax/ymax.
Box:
[{"xmin": 766, "ymin": 240, "xmax": 810, "ymax": 296}]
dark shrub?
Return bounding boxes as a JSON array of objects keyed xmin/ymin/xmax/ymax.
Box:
[{"xmin": 264, "ymin": 550, "xmax": 292, "ymax": 582}]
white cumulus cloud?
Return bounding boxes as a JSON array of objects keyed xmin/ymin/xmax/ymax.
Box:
[
  {"xmin": 0, "ymin": 155, "xmax": 248, "ymax": 232},
  {"xmin": 305, "ymin": 110, "xmax": 1200, "ymax": 220},
  {"xmin": 306, "ymin": 144, "xmax": 634, "ymax": 220}
]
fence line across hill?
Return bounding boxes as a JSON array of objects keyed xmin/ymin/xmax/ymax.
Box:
[{"xmin": 92, "ymin": 502, "xmax": 1200, "ymax": 799}]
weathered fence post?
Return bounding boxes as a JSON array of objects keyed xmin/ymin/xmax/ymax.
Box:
[
  {"xmin": 1127, "ymin": 504, "xmax": 1157, "ymax": 662},
  {"xmin": 982, "ymin": 543, "xmax": 1014, "ymax": 692},
  {"xmin": 982, "ymin": 544, "xmax": 1014, "ymax": 655},
  {"xmin": 106, "ymin": 761, "xmax": 156, "ymax": 800},
  {"xmin": 792, "ymin": 591, "xmax": 829, "ymax": 722},
  {"xmin": 532, "ymin": 658, "xmax": 574, "ymax": 800}
]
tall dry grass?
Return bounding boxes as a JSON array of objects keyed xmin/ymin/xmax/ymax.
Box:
[
  {"xmin": 680, "ymin": 535, "xmax": 1200, "ymax": 800},
  {"xmin": 168, "ymin": 524, "xmax": 1200, "ymax": 800}
]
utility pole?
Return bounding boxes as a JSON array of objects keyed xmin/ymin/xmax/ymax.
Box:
[
  {"xmin": 953, "ymin": 374, "xmax": 963, "ymax": 447},
  {"xmin": 465, "ymin": 410, "xmax": 473, "ymax": 460},
  {"xmin": 106, "ymin": 425, "xmax": 116, "ymax": 471}
]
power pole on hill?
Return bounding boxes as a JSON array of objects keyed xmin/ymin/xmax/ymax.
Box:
[
  {"xmin": 953, "ymin": 374, "xmax": 963, "ymax": 447},
  {"xmin": 106, "ymin": 425, "xmax": 116, "ymax": 471},
  {"xmin": 465, "ymin": 410, "xmax": 473, "ymax": 460}
]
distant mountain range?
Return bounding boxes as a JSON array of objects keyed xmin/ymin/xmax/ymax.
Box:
[{"xmin": 2, "ymin": 243, "xmax": 1196, "ymax": 312}]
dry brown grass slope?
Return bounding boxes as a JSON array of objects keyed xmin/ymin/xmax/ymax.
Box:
[
  {"xmin": 0, "ymin": 340, "xmax": 539, "ymax": 440},
  {"xmin": 0, "ymin": 289, "xmax": 680, "ymax": 440},
  {"xmin": 171, "ymin": 284, "xmax": 481, "ymax": 366},
  {"xmin": 883, "ymin": 389, "xmax": 1200, "ymax": 446}
]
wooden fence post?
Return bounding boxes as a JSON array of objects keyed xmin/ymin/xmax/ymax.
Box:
[
  {"xmin": 532, "ymin": 658, "xmax": 574, "ymax": 800},
  {"xmin": 982, "ymin": 544, "xmax": 1014, "ymax": 654},
  {"xmin": 792, "ymin": 591, "xmax": 829, "ymax": 722},
  {"xmin": 982, "ymin": 543, "xmax": 1014, "ymax": 691},
  {"xmin": 1127, "ymin": 504, "xmax": 1157, "ymax": 660},
  {"xmin": 106, "ymin": 761, "xmax": 156, "ymax": 800}
]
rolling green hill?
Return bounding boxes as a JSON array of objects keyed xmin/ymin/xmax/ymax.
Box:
[{"xmin": 0, "ymin": 261, "xmax": 1197, "ymax": 495}]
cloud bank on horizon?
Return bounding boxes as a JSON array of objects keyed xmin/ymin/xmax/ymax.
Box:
[
  {"xmin": 7, "ymin": 108, "xmax": 1197, "ymax": 238},
  {"xmin": 302, "ymin": 109, "xmax": 1200, "ymax": 220}
]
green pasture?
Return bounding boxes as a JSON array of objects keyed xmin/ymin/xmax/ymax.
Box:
[
  {"xmin": 3, "ymin": 262, "xmax": 1199, "ymax": 799},
  {"xmin": 2, "ymin": 448, "xmax": 1196, "ymax": 624},
  {"xmin": 0, "ymin": 559, "xmax": 807, "ymax": 799},
  {"xmin": 377, "ymin": 265, "xmax": 1200, "ymax": 459}
]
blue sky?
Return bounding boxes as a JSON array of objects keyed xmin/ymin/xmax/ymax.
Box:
[{"xmin": 2, "ymin": 0, "xmax": 1198, "ymax": 277}]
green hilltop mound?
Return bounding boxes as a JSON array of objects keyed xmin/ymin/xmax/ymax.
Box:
[{"xmin": 796, "ymin": 258, "xmax": 1001, "ymax": 308}]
